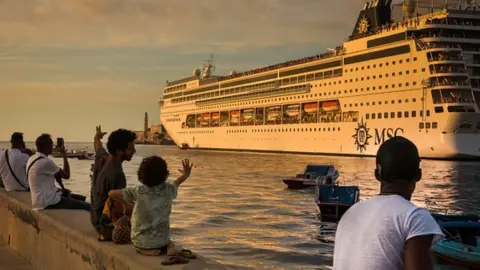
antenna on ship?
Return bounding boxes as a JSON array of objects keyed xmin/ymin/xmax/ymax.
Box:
[{"xmin": 201, "ymin": 54, "xmax": 215, "ymax": 80}]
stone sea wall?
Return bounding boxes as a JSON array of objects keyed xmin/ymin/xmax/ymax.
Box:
[{"xmin": 0, "ymin": 190, "xmax": 227, "ymax": 270}]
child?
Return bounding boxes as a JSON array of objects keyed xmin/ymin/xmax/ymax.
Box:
[{"xmin": 108, "ymin": 157, "xmax": 195, "ymax": 265}]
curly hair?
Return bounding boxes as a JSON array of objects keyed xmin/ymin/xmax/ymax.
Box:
[
  {"xmin": 138, "ymin": 156, "xmax": 169, "ymax": 187},
  {"xmin": 106, "ymin": 129, "xmax": 136, "ymax": 155}
]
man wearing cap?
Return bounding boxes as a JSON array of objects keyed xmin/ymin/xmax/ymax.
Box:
[
  {"xmin": 0, "ymin": 132, "xmax": 33, "ymax": 191},
  {"xmin": 333, "ymin": 136, "xmax": 444, "ymax": 270}
]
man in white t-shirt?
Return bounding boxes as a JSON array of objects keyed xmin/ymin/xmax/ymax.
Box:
[
  {"xmin": 27, "ymin": 134, "xmax": 90, "ymax": 211},
  {"xmin": 0, "ymin": 132, "xmax": 33, "ymax": 191},
  {"xmin": 333, "ymin": 136, "xmax": 444, "ymax": 270}
]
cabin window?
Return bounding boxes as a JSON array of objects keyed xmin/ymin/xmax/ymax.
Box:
[
  {"xmin": 419, "ymin": 122, "xmax": 424, "ymax": 129},
  {"xmin": 435, "ymin": 106, "xmax": 444, "ymax": 113},
  {"xmin": 404, "ymin": 111, "xmax": 409, "ymax": 118},
  {"xmin": 459, "ymin": 122, "xmax": 472, "ymax": 129},
  {"xmin": 377, "ymin": 113, "xmax": 382, "ymax": 119}
]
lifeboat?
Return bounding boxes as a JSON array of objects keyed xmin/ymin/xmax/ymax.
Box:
[
  {"xmin": 286, "ymin": 105, "xmax": 300, "ymax": 117},
  {"xmin": 321, "ymin": 100, "xmax": 340, "ymax": 111},
  {"xmin": 242, "ymin": 109, "xmax": 254, "ymax": 120},
  {"xmin": 304, "ymin": 102, "xmax": 318, "ymax": 113},
  {"xmin": 202, "ymin": 113, "xmax": 211, "ymax": 120},
  {"xmin": 211, "ymin": 112, "xmax": 220, "ymax": 120}
]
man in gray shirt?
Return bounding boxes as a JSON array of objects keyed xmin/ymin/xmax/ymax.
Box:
[{"xmin": 90, "ymin": 126, "xmax": 136, "ymax": 234}]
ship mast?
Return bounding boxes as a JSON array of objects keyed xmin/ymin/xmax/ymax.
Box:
[{"xmin": 201, "ymin": 54, "xmax": 215, "ymax": 80}]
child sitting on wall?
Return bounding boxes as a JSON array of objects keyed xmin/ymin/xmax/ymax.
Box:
[{"xmin": 108, "ymin": 157, "xmax": 196, "ymax": 265}]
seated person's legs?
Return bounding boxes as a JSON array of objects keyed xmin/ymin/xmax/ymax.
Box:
[{"xmin": 46, "ymin": 196, "xmax": 91, "ymax": 211}]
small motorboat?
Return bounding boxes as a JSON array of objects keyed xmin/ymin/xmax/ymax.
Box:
[
  {"xmin": 283, "ymin": 164, "xmax": 339, "ymax": 189},
  {"xmin": 315, "ymin": 184, "xmax": 360, "ymax": 223},
  {"xmin": 180, "ymin": 143, "xmax": 190, "ymax": 150},
  {"xmin": 432, "ymin": 213, "xmax": 480, "ymax": 269}
]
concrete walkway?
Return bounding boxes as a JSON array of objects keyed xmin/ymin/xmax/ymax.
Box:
[{"xmin": 0, "ymin": 240, "xmax": 33, "ymax": 270}]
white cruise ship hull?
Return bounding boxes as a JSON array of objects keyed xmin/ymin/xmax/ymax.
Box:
[{"xmin": 162, "ymin": 113, "xmax": 480, "ymax": 160}]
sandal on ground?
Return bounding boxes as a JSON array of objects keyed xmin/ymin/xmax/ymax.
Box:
[
  {"xmin": 161, "ymin": 255, "xmax": 189, "ymax": 265},
  {"xmin": 177, "ymin": 249, "xmax": 197, "ymax": 259}
]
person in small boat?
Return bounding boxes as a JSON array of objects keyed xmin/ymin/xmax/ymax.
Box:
[
  {"xmin": 108, "ymin": 157, "xmax": 196, "ymax": 265},
  {"xmin": 333, "ymin": 136, "xmax": 444, "ymax": 270}
]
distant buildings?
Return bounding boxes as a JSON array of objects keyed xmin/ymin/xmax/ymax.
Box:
[{"xmin": 133, "ymin": 112, "xmax": 170, "ymax": 144}]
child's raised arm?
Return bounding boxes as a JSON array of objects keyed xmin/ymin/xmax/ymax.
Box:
[{"xmin": 173, "ymin": 159, "xmax": 193, "ymax": 187}]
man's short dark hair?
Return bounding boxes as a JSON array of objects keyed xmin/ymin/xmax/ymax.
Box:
[
  {"xmin": 137, "ymin": 156, "xmax": 169, "ymax": 187},
  {"xmin": 376, "ymin": 136, "xmax": 420, "ymax": 182},
  {"xmin": 36, "ymin": 133, "xmax": 53, "ymax": 151},
  {"xmin": 106, "ymin": 129, "xmax": 136, "ymax": 155},
  {"xmin": 10, "ymin": 132, "xmax": 24, "ymax": 143}
]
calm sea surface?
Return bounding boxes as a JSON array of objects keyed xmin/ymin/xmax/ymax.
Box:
[{"xmin": 1, "ymin": 141, "xmax": 480, "ymax": 269}]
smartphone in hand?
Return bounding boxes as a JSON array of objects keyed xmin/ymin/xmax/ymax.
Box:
[{"xmin": 56, "ymin": 137, "xmax": 64, "ymax": 150}]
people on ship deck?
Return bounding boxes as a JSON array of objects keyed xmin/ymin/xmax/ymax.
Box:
[
  {"xmin": 90, "ymin": 126, "xmax": 136, "ymax": 235},
  {"xmin": 108, "ymin": 157, "xmax": 196, "ymax": 265},
  {"xmin": 27, "ymin": 134, "xmax": 90, "ymax": 211},
  {"xmin": 333, "ymin": 136, "xmax": 444, "ymax": 270},
  {"xmin": 0, "ymin": 132, "xmax": 33, "ymax": 191}
]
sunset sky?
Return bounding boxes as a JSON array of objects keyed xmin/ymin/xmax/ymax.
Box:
[{"xmin": 0, "ymin": 0, "xmax": 370, "ymax": 142}]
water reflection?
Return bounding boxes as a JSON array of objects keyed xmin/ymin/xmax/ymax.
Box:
[{"xmin": 5, "ymin": 142, "xmax": 478, "ymax": 270}]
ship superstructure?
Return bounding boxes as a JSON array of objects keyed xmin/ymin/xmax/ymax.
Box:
[{"xmin": 159, "ymin": 0, "xmax": 480, "ymax": 159}]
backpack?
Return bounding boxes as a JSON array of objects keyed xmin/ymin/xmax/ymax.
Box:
[{"xmin": 98, "ymin": 197, "xmax": 130, "ymax": 242}]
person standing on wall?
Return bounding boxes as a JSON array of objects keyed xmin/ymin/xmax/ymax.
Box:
[
  {"xmin": 90, "ymin": 126, "xmax": 136, "ymax": 234},
  {"xmin": 27, "ymin": 134, "xmax": 90, "ymax": 210},
  {"xmin": 0, "ymin": 132, "xmax": 34, "ymax": 191}
]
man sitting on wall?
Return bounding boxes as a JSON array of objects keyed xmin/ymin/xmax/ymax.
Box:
[
  {"xmin": 27, "ymin": 134, "xmax": 90, "ymax": 210},
  {"xmin": 90, "ymin": 126, "xmax": 136, "ymax": 237},
  {"xmin": 0, "ymin": 132, "xmax": 34, "ymax": 191}
]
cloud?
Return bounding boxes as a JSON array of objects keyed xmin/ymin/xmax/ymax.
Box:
[{"xmin": 0, "ymin": 0, "xmax": 367, "ymax": 52}]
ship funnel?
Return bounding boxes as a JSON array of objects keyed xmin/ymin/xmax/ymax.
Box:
[{"xmin": 403, "ymin": 0, "xmax": 417, "ymax": 19}]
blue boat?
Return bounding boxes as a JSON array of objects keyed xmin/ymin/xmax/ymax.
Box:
[
  {"xmin": 432, "ymin": 213, "xmax": 480, "ymax": 270},
  {"xmin": 283, "ymin": 164, "xmax": 339, "ymax": 189},
  {"xmin": 314, "ymin": 184, "xmax": 360, "ymax": 223}
]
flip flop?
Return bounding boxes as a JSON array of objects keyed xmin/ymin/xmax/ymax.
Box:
[
  {"xmin": 161, "ymin": 255, "xmax": 189, "ymax": 265},
  {"xmin": 177, "ymin": 249, "xmax": 197, "ymax": 259}
]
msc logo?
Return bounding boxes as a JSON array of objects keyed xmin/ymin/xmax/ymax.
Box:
[
  {"xmin": 352, "ymin": 119, "xmax": 405, "ymax": 153},
  {"xmin": 352, "ymin": 118, "xmax": 372, "ymax": 154}
]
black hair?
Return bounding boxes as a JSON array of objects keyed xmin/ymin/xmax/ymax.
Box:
[
  {"xmin": 36, "ymin": 133, "xmax": 53, "ymax": 152},
  {"xmin": 11, "ymin": 132, "xmax": 23, "ymax": 143},
  {"xmin": 137, "ymin": 156, "xmax": 169, "ymax": 187},
  {"xmin": 10, "ymin": 132, "xmax": 24, "ymax": 147},
  {"xmin": 376, "ymin": 136, "xmax": 420, "ymax": 183},
  {"xmin": 106, "ymin": 129, "xmax": 136, "ymax": 155}
]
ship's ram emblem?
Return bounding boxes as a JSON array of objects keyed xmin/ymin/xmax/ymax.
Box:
[{"xmin": 352, "ymin": 118, "xmax": 372, "ymax": 153}]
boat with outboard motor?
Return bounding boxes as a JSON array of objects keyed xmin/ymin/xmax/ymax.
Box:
[{"xmin": 282, "ymin": 164, "xmax": 339, "ymax": 189}]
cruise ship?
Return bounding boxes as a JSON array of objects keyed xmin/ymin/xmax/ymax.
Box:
[{"xmin": 159, "ymin": 0, "xmax": 480, "ymax": 160}]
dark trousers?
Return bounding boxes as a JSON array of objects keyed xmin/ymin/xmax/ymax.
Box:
[{"xmin": 46, "ymin": 194, "xmax": 91, "ymax": 211}]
